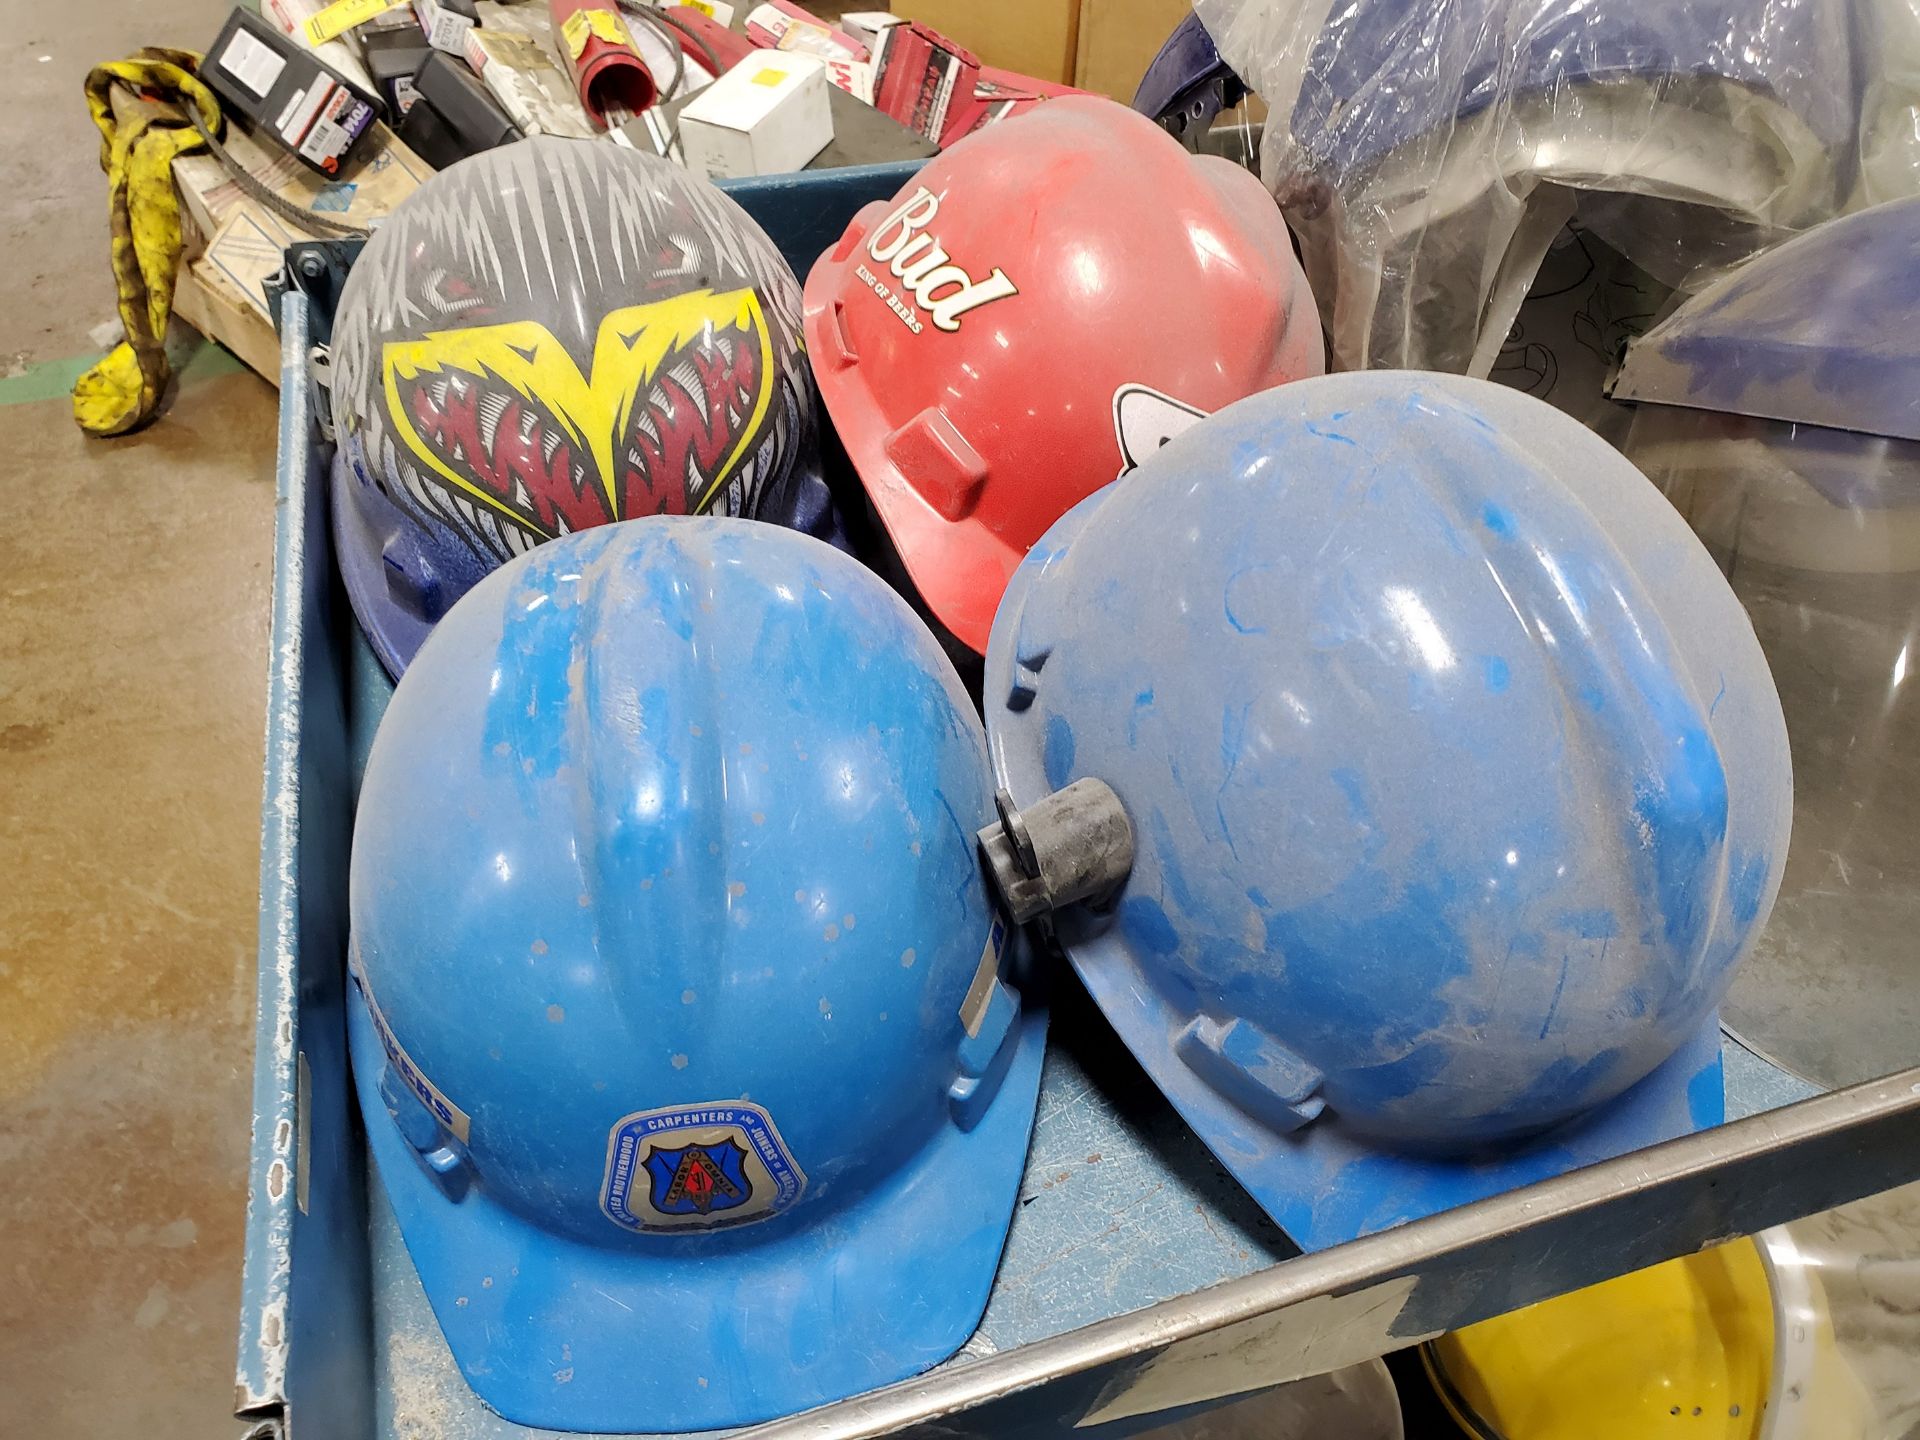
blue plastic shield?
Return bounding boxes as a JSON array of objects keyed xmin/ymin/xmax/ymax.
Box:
[{"xmin": 1616, "ymin": 197, "xmax": 1920, "ymax": 443}]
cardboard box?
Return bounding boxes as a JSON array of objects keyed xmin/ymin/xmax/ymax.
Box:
[
  {"xmin": 261, "ymin": 0, "xmax": 381, "ymax": 93},
  {"xmin": 1075, "ymin": 0, "xmax": 1192, "ymax": 102},
  {"xmin": 679, "ymin": 50, "xmax": 833, "ymax": 178},
  {"xmin": 413, "ymin": 0, "xmax": 478, "ymax": 54},
  {"xmin": 629, "ymin": 76, "xmax": 936, "ymax": 168},
  {"xmin": 464, "ymin": 27, "xmax": 597, "ymax": 136},
  {"xmin": 174, "ymin": 264, "xmax": 282, "ymax": 383},
  {"xmin": 939, "ymin": 68, "xmax": 1086, "ymax": 148},
  {"xmin": 871, "ymin": 21, "xmax": 977, "ymax": 144},
  {"xmin": 172, "ymin": 207, "xmax": 297, "ymax": 384},
  {"xmin": 892, "ymin": 0, "xmax": 1078, "ymax": 86},
  {"xmin": 837, "ymin": 11, "xmax": 903, "ymax": 50},
  {"xmin": 171, "ymin": 119, "xmax": 432, "ymax": 244}
]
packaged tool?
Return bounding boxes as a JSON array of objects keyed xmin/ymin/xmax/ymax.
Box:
[
  {"xmin": 392, "ymin": 49, "xmax": 521, "ymax": 167},
  {"xmin": 202, "ymin": 6, "xmax": 386, "ymax": 175}
]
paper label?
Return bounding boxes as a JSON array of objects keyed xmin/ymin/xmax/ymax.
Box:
[
  {"xmin": 357, "ymin": 972, "xmax": 473, "ymax": 1142},
  {"xmin": 221, "ymin": 27, "xmax": 289, "ymax": 98},
  {"xmin": 414, "ymin": 0, "xmax": 475, "ymax": 53},
  {"xmin": 295, "ymin": 88, "xmax": 371, "ymax": 173},
  {"xmin": 960, "ymin": 917, "xmax": 1008, "ymax": 1037},
  {"xmin": 561, "ymin": 6, "xmax": 636, "ymax": 61},
  {"xmin": 299, "ymin": 116, "xmax": 349, "ymax": 166},
  {"xmin": 745, "ymin": 2, "xmax": 790, "ymax": 40},
  {"xmin": 311, "ymin": 180, "xmax": 358, "ymax": 212},
  {"xmin": 750, "ymin": 66, "xmax": 787, "ymax": 88},
  {"xmin": 675, "ymin": 0, "xmax": 735, "ymax": 24},
  {"xmin": 822, "ymin": 55, "xmax": 872, "ymax": 104},
  {"xmin": 303, "ymin": 0, "xmax": 404, "ymax": 47},
  {"xmin": 922, "ymin": 51, "xmax": 961, "ymax": 143},
  {"xmin": 280, "ymin": 77, "xmax": 335, "ymax": 145}
]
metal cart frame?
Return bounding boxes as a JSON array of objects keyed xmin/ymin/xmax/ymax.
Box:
[{"xmin": 234, "ymin": 164, "xmax": 1920, "ymax": 1440}]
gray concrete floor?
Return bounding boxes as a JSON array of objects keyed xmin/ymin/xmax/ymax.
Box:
[{"xmin": 1, "ymin": 4, "xmax": 281, "ymax": 1436}]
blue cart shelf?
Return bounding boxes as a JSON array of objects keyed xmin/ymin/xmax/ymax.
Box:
[{"xmin": 234, "ymin": 162, "xmax": 1920, "ymax": 1440}]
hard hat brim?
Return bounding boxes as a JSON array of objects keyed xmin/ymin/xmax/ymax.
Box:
[
  {"xmin": 349, "ymin": 985, "xmax": 1048, "ymax": 1431},
  {"xmin": 330, "ymin": 450, "xmax": 438, "ymax": 682}
]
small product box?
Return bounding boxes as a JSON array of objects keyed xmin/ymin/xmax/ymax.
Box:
[
  {"xmin": 201, "ymin": 7, "xmax": 384, "ymax": 176},
  {"xmin": 678, "ymin": 51, "xmax": 833, "ymax": 179},
  {"xmin": 361, "ymin": 24, "xmax": 434, "ymax": 115},
  {"xmin": 412, "ymin": 0, "xmax": 479, "ymax": 55}
]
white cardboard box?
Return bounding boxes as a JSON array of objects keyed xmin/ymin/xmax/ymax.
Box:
[
  {"xmin": 678, "ymin": 51, "xmax": 833, "ymax": 179},
  {"xmin": 413, "ymin": 0, "xmax": 477, "ymax": 55}
]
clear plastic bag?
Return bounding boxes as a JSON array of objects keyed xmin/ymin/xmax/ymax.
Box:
[
  {"xmin": 1762, "ymin": 1180, "xmax": 1920, "ymax": 1440},
  {"xmin": 1195, "ymin": 0, "xmax": 1920, "ymax": 374},
  {"xmin": 1625, "ymin": 411, "xmax": 1920, "ymax": 1090}
]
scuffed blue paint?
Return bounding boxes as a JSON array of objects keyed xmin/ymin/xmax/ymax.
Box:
[
  {"xmin": 983, "ymin": 371, "xmax": 1792, "ymax": 1251},
  {"xmin": 1304, "ymin": 420, "xmax": 1357, "ymax": 446},
  {"xmin": 357, "ymin": 517, "xmax": 1047, "ymax": 1430},
  {"xmin": 1726, "ymin": 846, "xmax": 1772, "ymax": 926},
  {"xmin": 1126, "ymin": 688, "xmax": 1154, "ymax": 746},
  {"xmin": 1043, "ymin": 714, "xmax": 1076, "ymax": 790},
  {"xmin": 1123, "ymin": 896, "xmax": 1181, "ymax": 957}
]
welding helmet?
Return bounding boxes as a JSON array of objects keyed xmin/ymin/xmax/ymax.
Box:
[
  {"xmin": 1204, "ymin": 0, "xmax": 1856, "ymax": 372},
  {"xmin": 983, "ymin": 372, "xmax": 1791, "ymax": 1245},
  {"xmin": 329, "ymin": 135, "xmax": 818, "ymax": 679},
  {"xmin": 803, "ymin": 95, "xmax": 1323, "ymax": 655},
  {"xmin": 347, "ymin": 518, "xmax": 1045, "ymax": 1431}
]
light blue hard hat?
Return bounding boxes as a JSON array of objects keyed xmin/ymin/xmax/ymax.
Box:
[
  {"xmin": 984, "ymin": 373, "xmax": 1790, "ymax": 1237},
  {"xmin": 348, "ymin": 517, "xmax": 1045, "ymax": 1431}
]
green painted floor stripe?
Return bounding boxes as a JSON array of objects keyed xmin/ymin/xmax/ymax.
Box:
[{"xmin": 0, "ymin": 338, "xmax": 248, "ymax": 409}]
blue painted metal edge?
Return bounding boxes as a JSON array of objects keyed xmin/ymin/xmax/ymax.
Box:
[{"xmin": 235, "ymin": 294, "xmax": 372, "ymax": 1437}]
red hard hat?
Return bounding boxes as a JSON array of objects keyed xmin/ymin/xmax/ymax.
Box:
[{"xmin": 803, "ymin": 96, "xmax": 1324, "ymax": 652}]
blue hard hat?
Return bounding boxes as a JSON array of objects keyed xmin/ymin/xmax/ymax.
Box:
[
  {"xmin": 348, "ymin": 517, "xmax": 1045, "ymax": 1430},
  {"xmin": 985, "ymin": 373, "xmax": 1790, "ymax": 1166},
  {"xmin": 328, "ymin": 136, "xmax": 822, "ymax": 681}
]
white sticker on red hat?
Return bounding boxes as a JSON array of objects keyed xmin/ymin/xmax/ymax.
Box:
[{"xmin": 1113, "ymin": 383, "xmax": 1207, "ymax": 473}]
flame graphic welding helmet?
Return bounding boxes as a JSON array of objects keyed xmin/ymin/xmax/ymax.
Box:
[{"xmin": 329, "ymin": 135, "xmax": 819, "ymax": 678}]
